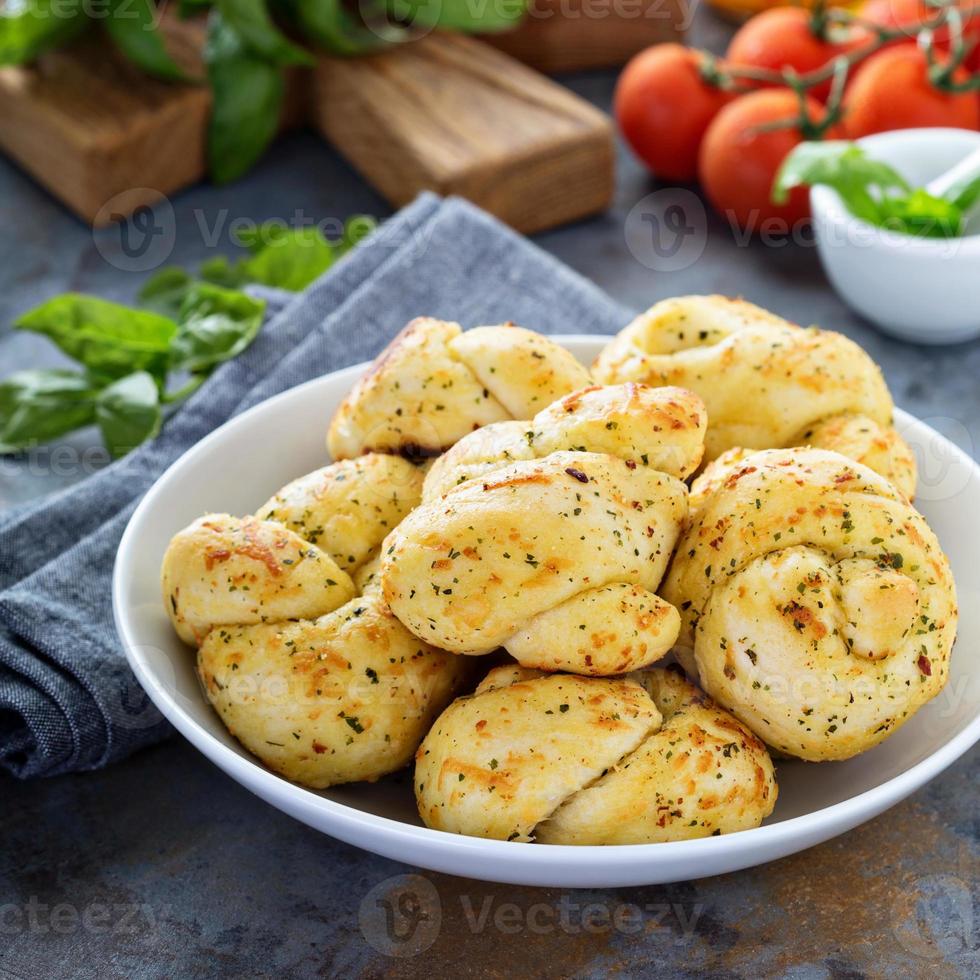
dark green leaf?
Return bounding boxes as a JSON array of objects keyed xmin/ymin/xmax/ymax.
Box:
[
  {"xmin": 15, "ymin": 294, "xmax": 177, "ymax": 381},
  {"xmin": 284, "ymin": 0, "xmax": 403, "ymax": 55},
  {"xmin": 139, "ymin": 266, "xmax": 194, "ymax": 318},
  {"xmin": 96, "ymin": 371, "xmax": 162, "ymax": 458},
  {"xmin": 179, "ymin": 0, "xmax": 214, "ymax": 16},
  {"xmin": 104, "ymin": 0, "xmax": 187, "ymax": 81},
  {"xmin": 0, "ymin": 369, "xmax": 98, "ymax": 453},
  {"xmin": 205, "ymin": 10, "xmax": 285, "ymax": 183},
  {"xmin": 387, "ymin": 0, "xmax": 526, "ymax": 32},
  {"xmin": 169, "ymin": 282, "xmax": 266, "ymax": 373},
  {"xmin": 216, "ymin": 0, "xmax": 314, "ymax": 65},
  {"xmin": 0, "ymin": 0, "xmax": 87, "ymax": 65}
]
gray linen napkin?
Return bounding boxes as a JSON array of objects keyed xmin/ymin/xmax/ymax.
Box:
[{"xmin": 0, "ymin": 194, "xmax": 631, "ymax": 779}]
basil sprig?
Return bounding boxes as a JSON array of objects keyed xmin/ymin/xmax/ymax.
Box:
[
  {"xmin": 5, "ymin": 285, "xmax": 265, "ymax": 458},
  {"xmin": 2, "ymin": 214, "xmax": 373, "ymax": 458},
  {"xmin": 773, "ymin": 142, "xmax": 980, "ymax": 239},
  {"xmin": 1, "ymin": 0, "xmax": 529, "ymax": 183}
]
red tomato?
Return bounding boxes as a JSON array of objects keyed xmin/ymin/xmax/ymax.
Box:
[
  {"xmin": 843, "ymin": 44, "xmax": 980, "ymax": 138},
  {"xmin": 699, "ymin": 89, "xmax": 840, "ymax": 231},
  {"xmin": 727, "ymin": 7, "xmax": 871, "ymax": 102},
  {"xmin": 615, "ymin": 44, "xmax": 733, "ymax": 182}
]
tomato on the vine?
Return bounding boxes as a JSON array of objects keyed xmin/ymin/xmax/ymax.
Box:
[
  {"xmin": 699, "ymin": 88, "xmax": 840, "ymax": 231},
  {"xmin": 614, "ymin": 43, "xmax": 733, "ymax": 182},
  {"xmin": 842, "ymin": 44, "xmax": 980, "ymax": 138},
  {"xmin": 727, "ymin": 7, "xmax": 870, "ymax": 102}
]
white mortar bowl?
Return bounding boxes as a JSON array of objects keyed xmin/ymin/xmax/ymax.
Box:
[{"xmin": 811, "ymin": 128, "xmax": 980, "ymax": 345}]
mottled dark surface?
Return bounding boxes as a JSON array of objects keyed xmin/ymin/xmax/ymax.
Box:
[{"xmin": 1, "ymin": 10, "xmax": 978, "ymax": 980}]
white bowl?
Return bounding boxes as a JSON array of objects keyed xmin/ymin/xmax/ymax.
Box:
[
  {"xmin": 811, "ymin": 128, "xmax": 980, "ymax": 344},
  {"xmin": 113, "ymin": 337, "xmax": 980, "ymax": 887}
]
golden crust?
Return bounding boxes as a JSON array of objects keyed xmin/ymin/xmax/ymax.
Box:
[
  {"xmin": 381, "ymin": 451, "xmax": 688, "ymax": 665},
  {"xmin": 326, "ymin": 318, "xmax": 589, "ymax": 459},
  {"xmin": 161, "ymin": 514, "xmax": 355, "ymax": 646},
  {"xmin": 423, "ymin": 383, "xmax": 706, "ymax": 502},
  {"xmin": 415, "ymin": 666, "xmax": 777, "ymax": 843},
  {"xmin": 162, "ymin": 456, "xmax": 468, "ymax": 789},
  {"xmin": 198, "ymin": 590, "xmax": 470, "ymax": 790},
  {"xmin": 662, "ymin": 447, "xmax": 958, "ymax": 761},
  {"xmin": 593, "ymin": 296, "xmax": 909, "ymax": 485},
  {"xmin": 257, "ymin": 454, "xmax": 424, "ymax": 571},
  {"xmin": 801, "ymin": 413, "xmax": 917, "ymax": 500},
  {"xmin": 449, "ymin": 324, "xmax": 591, "ymax": 419}
]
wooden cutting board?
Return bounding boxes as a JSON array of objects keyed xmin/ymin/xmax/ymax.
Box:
[
  {"xmin": 0, "ymin": 16, "xmax": 651, "ymax": 232},
  {"xmin": 313, "ymin": 33, "xmax": 614, "ymax": 234}
]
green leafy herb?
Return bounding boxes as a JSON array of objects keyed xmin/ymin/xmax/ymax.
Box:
[
  {"xmin": 216, "ymin": 0, "xmax": 314, "ymax": 66},
  {"xmin": 95, "ymin": 371, "xmax": 162, "ymax": 458},
  {"xmin": 104, "ymin": 0, "xmax": 186, "ymax": 81},
  {"xmin": 0, "ymin": 370, "xmax": 98, "ymax": 453},
  {"xmin": 389, "ymin": 0, "xmax": 526, "ymax": 33},
  {"xmin": 169, "ymin": 282, "xmax": 266, "ymax": 373},
  {"xmin": 141, "ymin": 215, "xmax": 375, "ymax": 299},
  {"xmin": 138, "ymin": 267, "xmax": 194, "ymax": 319},
  {"xmin": 3, "ymin": 0, "xmax": 529, "ymax": 183},
  {"xmin": 281, "ymin": 0, "xmax": 403, "ymax": 55},
  {"xmin": 0, "ymin": 0, "xmax": 88, "ymax": 65},
  {"xmin": 205, "ymin": 10, "xmax": 285, "ymax": 184},
  {"xmin": 773, "ymin": 141, "xmax": 980, "ymax": 238},
  {"xmin": 14, "ymin": 295, "xmax": 177, "ymax": 383}
]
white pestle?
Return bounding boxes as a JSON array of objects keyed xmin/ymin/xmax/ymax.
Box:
[{"xmin": 925, "ymin": 144, "xmax": 980, "ymax": 234}]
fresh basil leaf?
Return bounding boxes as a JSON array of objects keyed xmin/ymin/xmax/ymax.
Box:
[
  {"xmin": 387, "ymin": 0, "xmax": 526, "ymax": 32},
  {"xmin": 169, "ymin": 282, "xmax": 266, "ymax": 373},
  {"xmin": 199, "ymin": 255, "xmax": 251, "ymax": 288},
  {"xmin": 0, "ymin": 369, "xmax": 98, "ymax": 453},
  {"xmin": 283, "ymin": 0, "xmax": 402, "ymax": 55},
  {"xmin": 104, "ymin": 0, "xmax": 186, "ymax": 81},
  {"xmin": 96, "ymin": 371, "xmax": 162, "ymax": 458},
  {"xmin": 15, "ymin": 294, "xmax": 177, "ymax": 381},
  {"xmin": 0, "ymin": 0, "xmax": 87, "ymax": 65},
  {"xmin": 239, "ymin": 227, "xmax": 336, "ymax": 290},
  {"xmin": 216, "ymin": 0, "xmax": 314, "ymax": 65},
  {"xmin": 772, "ymin": 141, "xmax": 910, "ymax": 225},
  {"xmin": 205, "ymin": 10, "xmax": 285, "ymax": 183},
  {"xmin": 877, "ymin": 189, "xmax": 962, "ymax": 239},
  {"xmin": 139, "ymin": 266, "xmax": 194, "ymax": 318},
  {"xmin": 233, "ymin": 220, "xmax": 291, "ymax": 252}
]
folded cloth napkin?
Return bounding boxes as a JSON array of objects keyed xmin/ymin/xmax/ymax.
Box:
[{"xmin": 0, "ymin": 193, "xmax": 632, "ymax": 779}]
